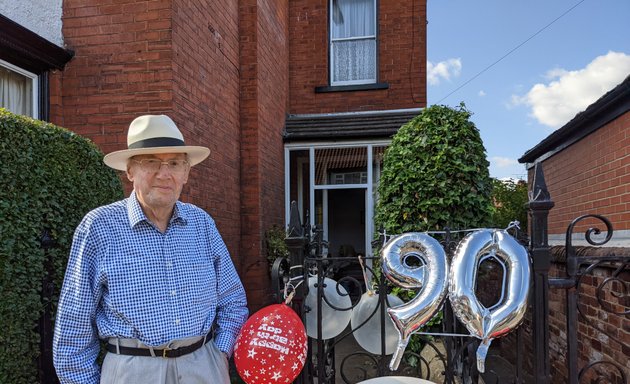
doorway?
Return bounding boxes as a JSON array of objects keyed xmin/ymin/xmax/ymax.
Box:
[{"xmin": 326, "ymin": 188, "xmax": 366, "ymax": 258}]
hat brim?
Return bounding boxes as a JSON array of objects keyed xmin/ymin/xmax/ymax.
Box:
[{"xmin": 103, "ymin": 146, "xmax": 211, "ymax": 171}]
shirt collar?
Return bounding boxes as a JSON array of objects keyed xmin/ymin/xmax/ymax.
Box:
[{"xmin": 127, "ymin": 191, "xmax": 188, "ymax": 229}]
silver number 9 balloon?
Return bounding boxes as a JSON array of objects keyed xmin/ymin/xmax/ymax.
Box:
[
  {"xmin": 381, "ymin": 233, "xmax": 449, "ymax": 371},
  {"xmin": 449, "ymin": 229, "xmax": 531, "ymax": 373}
]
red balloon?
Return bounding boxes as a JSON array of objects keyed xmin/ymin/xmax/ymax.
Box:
[{"xmin": 233, "ymin": 304, "xmax": 308, "ymax": 383}]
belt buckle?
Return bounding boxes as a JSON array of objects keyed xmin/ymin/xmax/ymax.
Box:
[{"xmin": 162, "ymin": 341, "xmax": 174, "ymax": 358}]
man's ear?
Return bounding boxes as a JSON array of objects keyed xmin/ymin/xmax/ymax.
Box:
[{"xmin": 126, "ymin": 163, "xmax": 134, "ymax": 182}]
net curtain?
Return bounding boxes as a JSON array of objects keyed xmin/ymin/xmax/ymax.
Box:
[{"xmin": 331, "ymin": 0, "xmax": 376, "ymax": 83}]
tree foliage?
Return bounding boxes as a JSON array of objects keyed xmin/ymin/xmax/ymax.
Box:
[
  {"xmin": 490, "ymin": 178, "xmax": 529, "ymax": 233},
  {"xmin": 0, "ymin": 110, "xmax": 123, "ymax": 383}
]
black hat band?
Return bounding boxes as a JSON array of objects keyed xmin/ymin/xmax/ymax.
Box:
[{"xmin": 128, "ymin": 137, "xmax": 185, "ymax": 149}]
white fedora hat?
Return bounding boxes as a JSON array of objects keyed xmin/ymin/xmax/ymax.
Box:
[{"xmin": 103, "ymin": 115, "xmax": 210, "ymax": 171}]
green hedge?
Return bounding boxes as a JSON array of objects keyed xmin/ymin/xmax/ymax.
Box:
[{"xmin": 0, "ymin": 109, "xmax": 123, "ymax": 383}]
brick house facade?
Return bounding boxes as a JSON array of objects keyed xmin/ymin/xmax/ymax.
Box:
[
  {"xmin": 1, "ymin": 0, "xmax": 427, "ymax": 311},
  {"xmin": 519, "ymin": 76, "xmax": 630, "ymax": 380},
  {"xmin": 520, "ymin": 75, "xmax": 630, "ymax": 246}
]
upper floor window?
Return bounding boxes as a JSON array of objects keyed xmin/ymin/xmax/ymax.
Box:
[
  {"xmin": 330, "ymin": 0, "xmax": 376, "ymax": 86},
  {"xmin": 0, "ymin": 59, "xmax": 38, "ymax": 118}
]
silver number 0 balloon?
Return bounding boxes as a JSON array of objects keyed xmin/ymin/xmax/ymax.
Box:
[
  {"xmin": 449, "ymin": 229, "xmax": 530, "ymax": 373},
  {"xmin": 381, "ymin": 233, "xmax": 449, "ymax": 371}
]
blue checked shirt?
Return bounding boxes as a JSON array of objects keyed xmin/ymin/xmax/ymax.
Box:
[{"xmin": 53, "ymin": 192, "xmax": 249, "ymax": 384}]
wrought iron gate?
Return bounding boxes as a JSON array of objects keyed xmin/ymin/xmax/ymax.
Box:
[{"xmin": 272, "ymin": 164, "xmax": 629, "ymax": 383}]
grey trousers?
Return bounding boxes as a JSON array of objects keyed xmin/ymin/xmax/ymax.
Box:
[{"xmin": 100, "ymin": 337, "xmax": 230, "ymax": 384}]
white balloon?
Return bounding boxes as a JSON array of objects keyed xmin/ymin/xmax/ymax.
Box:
[
  {"xmin": 351, "ymin": 292, "xmax": 404, "ymax": 355},
  {"xmin": 449, "ymin": 229, "xmax": 531, "ymax": 373},
  {"xmin": 304, "ymin": 276, "xmax": 352, "ymax": 340}
]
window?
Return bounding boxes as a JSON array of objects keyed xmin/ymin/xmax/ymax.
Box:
[
  {"xmin": 285, "ymin": 143, "xmax": 388, "ymax": 260},
  {"xmin": 0, "ymin": 60, "xmax": 38, "ymax": 118},
  {"xmin": 330, "ymin": 0, "xmax": 376, "ymax": 86}
]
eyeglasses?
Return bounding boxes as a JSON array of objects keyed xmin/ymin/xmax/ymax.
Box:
[{"xmin": 132, "ymin": 159, "xmax": 190, "ymax": 173}]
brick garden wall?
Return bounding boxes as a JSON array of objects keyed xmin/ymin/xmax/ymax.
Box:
[
  {"xmin": 288, "ymin": 0, "xmax": 426, "ymax": 114},
  {"xmin": 547, "ymin": 247, "xmax": 630, "ymax": 382},
  {"xmin": 486, "ymin": 246, "xmax": 629, "ymax": 382}
]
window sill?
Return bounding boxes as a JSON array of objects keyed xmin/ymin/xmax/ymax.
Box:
[{"xmin": 315, "ymin": 83, "xmax": 389, "ymax": 93}]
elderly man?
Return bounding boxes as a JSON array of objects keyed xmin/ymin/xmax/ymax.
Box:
[{"xmin": 53, "ymin": 115, "xmax": 248, "ymax": 384}]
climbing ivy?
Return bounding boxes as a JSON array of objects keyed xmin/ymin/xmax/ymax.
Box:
[
  {"xmin": 0, "ymin": 110, "xmax": 123, "ymax": 383},
  {"xmin": 375, "ymin": 103, "xmax": 493, "ymax": 233}
]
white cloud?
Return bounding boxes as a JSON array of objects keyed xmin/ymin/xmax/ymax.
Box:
[
  {"xmin": 427, "ymin": 58, "xmax": 462, "ymax": 85},
  {"xmin": 491, "ymin": 156, "xmax": 519, "ymax": 168},
  {"xmin": 488, "ymin": 156, "xmax": 526, "ymax": 180},
  {"xmin": 512, "ymin": 51, "xmax": 630, "ymax": 129},
  {"xmin": 478, "ymin": 90, "xmax": 486, "ymax": 97}
]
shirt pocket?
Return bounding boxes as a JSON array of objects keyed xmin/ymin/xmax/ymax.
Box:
[{"xmin": 180, "ymin": 252, "xmax": 216, "ymax": 310}]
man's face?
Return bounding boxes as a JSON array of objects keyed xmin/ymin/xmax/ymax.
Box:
[{"xmin": 126, "ymin": 153, "xmax": 190, "ymax": 213}]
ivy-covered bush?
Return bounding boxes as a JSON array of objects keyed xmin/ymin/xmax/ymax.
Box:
[
  {"xmin": 375, "ymin": 103, "xmax": 493, "ymax": 233},
  {"xmin": 0, "ymin": 109, "xmax": 123, "ymax": 383},
  {"xmin": 374, "ymin": 103, "xmax": 493, "ymax": 365}
]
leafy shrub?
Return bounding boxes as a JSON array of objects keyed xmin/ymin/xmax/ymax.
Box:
[
  {"xmin": 265, "ymin": 225, "xmax": 289, "ymax": 270},
  {"xmin": 375, "ymin": 103, "xmax": 493, "ymax": 233},
  {"xmin": 374, "ymin": 103, "xmax": 493, "ymax": 365},
  {"xmin": 0, "ymin": 109, "xmax": 123, "ymax": 383}
]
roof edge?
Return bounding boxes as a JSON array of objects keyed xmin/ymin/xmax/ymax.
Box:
[
  {"xmin": 0, "ymin": 13, "xmax": 74, "ymax": 72},
  {"xmin": 286, "ymin": 108, "xmax": 423, "ymax": 120},
  {"xmin": 519, "ymin": 75, "xmax": 630, "ymax": 165}
]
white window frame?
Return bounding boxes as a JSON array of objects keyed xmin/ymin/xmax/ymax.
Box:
[
  {"xmin": 329, "ymin": 0, "xmax": 377, "ymax": 86},
  {"xmin": 284, "ymin": 140, "xmax": 390, "ymax": 260},
  {"xmin": 0, "ymin": 59, "xmax": 39, "ymax": 119}
]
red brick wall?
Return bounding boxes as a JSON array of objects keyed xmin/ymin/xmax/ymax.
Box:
[
  {"xmin": 49, "ymin": 70, "xmax": 64, "ymax": 124},
  {"xmin": 288, "ymin": 0, "xmax": 426, "ymax": 114},
  {"xmin": 55, "ymin": 0, "xmax": 289, "ymax": 310},
  {"xmin": 490, "ymin": 248, "xmax": 629, "ymax": 382},
  {"xmin": 239, "ymin": 0, "xmax": 289, "ymax": 310},
  {"xmin": 170, "ymin": 0, "xmax": 242, "ymax": 256},
  {"xmin": 534, "ymin": 111, "xmax": 630, "ymax": 236},
  {"xmin": 59, "ymin": 0, "xmax": 175, "ymax": 158},
  {"xmin": 58, "ymin": 0, "xmax": 246, "ymax": 241},
  {"xmin": 547, "ymin": 258, "xmax": 629, "ymax": 382}
]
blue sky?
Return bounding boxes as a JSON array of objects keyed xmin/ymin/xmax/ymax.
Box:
[{"xmin": 426, "ymin": 0, "xmax": 630, "ymax": 180}]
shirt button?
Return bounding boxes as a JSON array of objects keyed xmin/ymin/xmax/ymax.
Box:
[
  {"xmin": 171, "ymin": 290, "xmax": 176, "ymax": 296},
  {"xmin": 166, "ymin": 261, "xmax": 172, "ymax": 267},
  {"xmin": 175, "ymin": 319, "xmax": 180, "ymax": 325}
]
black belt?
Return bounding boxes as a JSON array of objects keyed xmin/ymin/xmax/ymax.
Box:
[{"xmin": 106, "ymin": 335, "xmax": 211, "ymax": 358}]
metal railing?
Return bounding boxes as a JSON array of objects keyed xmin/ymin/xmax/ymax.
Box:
[{"xmin": 272, "ymin": 163, "xmax": 630, "ymax": 383}]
